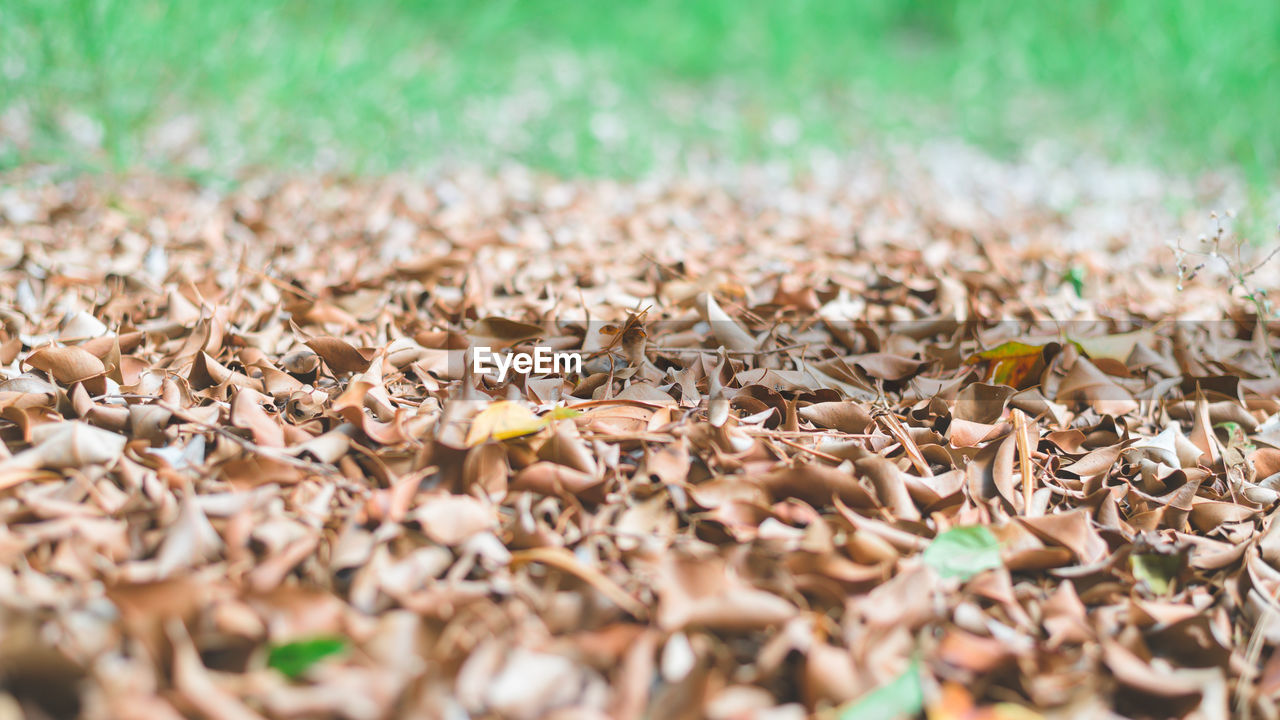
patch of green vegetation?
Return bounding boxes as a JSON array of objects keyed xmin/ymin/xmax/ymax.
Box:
[
  {"xmin": 266, "ymin": 636, "xmax": 348, "ymax": 679},
  {"xmin": 1130, "ymin": 552, "xmax": 1182, "ymax": 595},
  {"xmin": 922, "ymin": 525, "xmax": 1004, "ymax": 580},
  {"xmin": 835, "ymin": 660, "xmax": 923, "ymax": 720},
  {"xmin": 2, "ymin": 0, "xmax": 1277, "ymax": 195}
]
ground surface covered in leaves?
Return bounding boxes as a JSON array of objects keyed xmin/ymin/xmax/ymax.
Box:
[{"xmin": 1, "ymin": 163, "xmax": 1279, "ymax": 719}]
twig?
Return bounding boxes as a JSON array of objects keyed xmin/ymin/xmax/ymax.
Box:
[
  {"xmin": 647, "ymin": 342, "xmax": 815, "ymax": 357},
  {"xmin": 245, "ymin": 264, "xmax": 319, "ymax": 301},
  {"xmin": 577, "ymin": 431, "xmax": 676, "ymax": 443},
  {"xmin": 1172, "ymin": 220, "xmax": 1280, "ymax": 372},
  {"xmin": 740, "ymin": 428, "xmax": 875, "ymax": 440},
  {"xmin": 873, "ymin": 408, "xmax": 932, "ymax": 477},
  {"xmin": 162, "ymin": 403, "xmax": 345, "ymax": 478},
  {"xmin": 1013, "ymin": 409, "xmax": 1035, "ymax": 515},
  {"xmin": 94, "ymin": 393, "xmax": 343, "ymax": 477},
  {"xmin": 774, "ymin": 436, "xmax": 843, "ymax": 463},
  {"xmin": 1237, "ymin": 604, "xmax": 1273, "ymax": 719},
  {"xmin": 509, "ymin": 547, "xmax": 647, "ymax": 618}
]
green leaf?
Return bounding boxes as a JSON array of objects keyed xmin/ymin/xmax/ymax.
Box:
[
  {"xmin": 923, "ymin": 526, "xmax": 1002, "ymax": 580},
  {"xmin": 964, "ymin": 341, "xmax": 1046, "ymax": 387},
  {"xmin": 836, "ymin": 661, "xmax": 923, "ymax": 720},
  {"xmin": 967, "ymin": 341, "xmax": 1044, "ymax": 362},
  {"xmin": 1214, "ymin": 421, "xmax": 1255, "ymax": 451},
  {"xmin": 267, "ymin": 636, "xmax": 349, "ymax": 678},
  {"xmin": 1064, "ymin": 266, "xmax": 1085, "ymax": 297},
  {"xmin": 1130, "ymin": 553, "xmax": 1181, "ymax": 595},
  {"xmin": 547, "ymin": 406, "xmax": 582, "ymax": 420}
]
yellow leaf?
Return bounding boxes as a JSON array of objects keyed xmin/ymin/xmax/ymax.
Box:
[
  {"xmin": 546, "ymin": 406, "xmax": 582, "ymax": 421},
  {"xmin": 465, "ymin": 401, "xmax": 544, "ymax": 446}
]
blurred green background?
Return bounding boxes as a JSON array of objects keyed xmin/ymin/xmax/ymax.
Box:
[{"xmin": 2, "ymin": 0, "xmax": 1277, "ymax": 192}]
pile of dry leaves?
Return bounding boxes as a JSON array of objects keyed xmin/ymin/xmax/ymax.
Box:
[{"xmin": 1, "ymin": 168, "xmax": 1279, "ymax": 720}]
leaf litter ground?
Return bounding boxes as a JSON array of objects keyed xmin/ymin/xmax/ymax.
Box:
[{"xmin": 0, "ymin": 166, "xmax": 1279, "ymax": 719}]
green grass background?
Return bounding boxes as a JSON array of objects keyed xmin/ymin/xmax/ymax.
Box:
[{"xmin": 2, "ymin": 0, "xmax": 1278, "ymax": 193}]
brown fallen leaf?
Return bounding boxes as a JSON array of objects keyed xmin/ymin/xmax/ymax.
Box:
[
  {"xmin": 1, "ymin": 166, "xmax": 1276, "ymax": 719},
  {"xmin": 305, "ymin": 337, "xmax": 376, "ymax": 374},
  {"xmin": 697, "ymin": 292, "xmax": 756, "ymax": 353},
  {"xmin": 1056, "ymin": 356, "xmax": 1138, "ymax": 416},
  {"xmin": 413, "ymin": 493, "xmax": 497, "ymax": 545},
  {"xmin": 510, "ymin": 547, "xmax": 647, "ymax": 618},
  {"xmin": 758, "ymin": 464, "xmax": 875, "ymax": 509},
  {"xmin": 0, "ymin": 421, "xmax": 126, "ymax": 481},
  {"xmin": 653, "ymin": 554, "xmax": 795, "ymax": 631},
  {"xmin": 25, "ymin": 344, "xmax": 106, "ymax": 385},
  {"xmin": 798, "ymin": 401, "xmax": 873, "ymax": 433}
]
